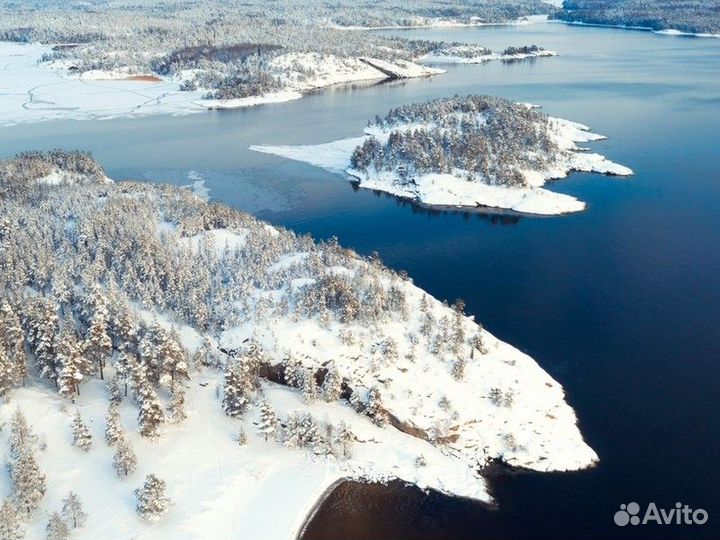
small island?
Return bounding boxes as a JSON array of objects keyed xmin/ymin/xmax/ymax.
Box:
[
  {"xmin": 250, "ymin": 95, "xmax": 633, "ymax": 215},
  {"xmin": 417, "ymin": 42, "xmax": 557, "ymax": 64}
]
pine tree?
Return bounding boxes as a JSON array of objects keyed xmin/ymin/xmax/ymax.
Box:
[
  {"xmin": 135, "ymin": 475, "xmax": 172, "ymax": 521},
  {"xmin": 57, "ymin": 331, "xmax": 87, "ymax": 398},
  {"xmin": 166, "ymin": 383, "xmax": 187, "ymax": 423},
  {"xmin": 365, "ymin": 386, "xmax": 388, "ymax": 426},
  {"xmin": 333, "ymin": 421, "xmax": 354, "ymax": 459},
  {"xmin": 34, "ymin": 301, "xmax": 60, "ymax": 387},
  {"xmin": 71, "ymin": 411, "xmax": 92, "ymax": 451},
  {"xmin": 61, "ymin": 492, "xmax": 87, "ymax": 529},
  {"xmin": 114, "ymin": 352, "xmax": 130, "ymax": 397},
  {"xmin": 283, "ymin": 412, "xmax": 319, "ymax": 449},
  {"xmin": 84, "ymin": 286, "xmax": 112, "ymax": 380},
  {"xmin": 302, "ymin": 369, "xmax": 318, "ymax": 403},
  {"xmin": 46, "ymin": 512, "xmax": 69, "ymax": 540},
  {"xmin": 0, "ymin": 300, "xmax": 26, "ymax": 387},
  {"xmin": 137, "ymin": 383, "xmax": 164, "ymax": 437},
  {"xmin": 222, "ymin": 360, "xmax": 252, "ymax": 418},
  {"xmin": 159, "ymin": 329, "xmax": 189, "ymax": 386},
  {"xmin": 9, "ymin": 410, "xmax": 35, "ymax": 458},
  {"xmin": 451, "ymin": 299, "xmax": 466, "ymax": 355},
  {"xmin": 106, "ymin": 376, "xmax": 122, "ymax": 404},
  {"xmin": 105, "ymin": 402, "xmax": 123, "ymax": 446},
  {"xmin": 256, "ymin": 400, "xmax": 278, "ymax": 441},
  {"xmin": 320, "ymin": 368, "xmax": 342, "ymax": 402},
  {"xmin": 0, "ymin": 348, "xmax": 14, "ymax": 396},
  {"xmin": 237, "ymin": 427, "xmax": 248, "ymax": 446},
  {"xmin": 0, "ymin": 499, "xmax": 23, "ymax": 540},
  {"xmin": 113, "ymin": 436, "xmax": 137, "ymax": 478},
  {"xmin": 11, "ymin": 450, "xmax": 46, "ymax": 514},
  {"xmin": 282, "ymin": 353, "xmax": 304, "ymax": 388}
]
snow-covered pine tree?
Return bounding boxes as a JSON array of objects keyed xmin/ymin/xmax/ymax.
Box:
[
  {"xmin": 84, "ymin": 286, "xmax": 112, "ymax": 380},
  {"xmin": 333, "ymin": 420, "xmax": 353, "ymax": 459},
  {"xmin": 158, "ymin": 329, "xmax": 189, "ymax": 387},
  {"xmin": 451, "ymin": 357, "xmax": 466, "ymax": 381},
  {"xmin": 282, "ymin": 353, "xmax": 304, "ymax": 388},
  {"xmin": 126, "ymin": 353, "xmax": 148, "ymax": 404},
  {"xmin": 302, "ymin": 369, "xmax": 318, "ymax": 403},
  {"xmin": 320, "ymin": 368, "xmax": 342, "ymax": 402},
  {"xmin": 221, "ymin": 359, "xmax": 252, "ymax": 418},
  {"xmin": 469, "ymin": 330, "xmax": 487, "ymax": 357},
  {"xmin": 9, "ymin": 410, "xmax": 35, "ymax": 458},
  {"xmin": 105, "ymin": 402, "xmax": 123, "ymax": 446},
  {"xmin": 114, "ymin": 352, "xmax": 130, "ymax": 397},
  {"xmin": 192, "ymin": 336, "xmax": 212, "ymax": 368},
  {"xmin": 112, "ymin": 436, "xmax": 137, "ymax": 478},
  {"xmin": 166, "ymin": 382, "xmax": 187, "ymax": 423},
  {"xmin": 348, "ymin": 389, "xmax": 366, "ymax": 414},
  {"xmin": 365, "ymin": 386, "xmax": 388, "ymax": 426},
  {"xmin": 237, "ymin": 427, "xmax": 248, "ymax": 446},
  {"xmin": 0, "ymin": 300, "xmax": 27, "ymax": 386},
  {"xmin": 106, "ymin": 375, "xmax": 122, "ymax": 404},
  {"xmin": 138, "ymin": 321, "xmax": 162, "ymax": 383},
  {"xmin": 56, "ymin": 330, "xmax": 87, "ymax": 398},
  {"xmin": 134, "ymin": 474, "xmax": 172, "ymax": 521},
  {"xmin": 34, "ymin": 300, "xmax": 60, "ymax": 387},
  {"xmin": 136, "ymin": 383, "xmax": 164, "ymax": 437},
  {"xmin": 256, "ymin": 400, "xmax": 278, "ymax": 441},
  {"xmin": 0, "ymin": 499, "xmax": 23, "ymax": 540},
  {"xmin": 71, "ymin": 411, "xmax": 92, "ymax": 451},
  {"xmin": 452, "ymin": 299, "xmax": 466, "ymax": 355},
  {"xmin": 109, "ymin": 294, "xmax": 137, "ymax": 352},
  {"xmin": 0, "ymin": 348, "xmax": 14, "ymax": 395},
  {"xmin": 11, "ymin": 449, "xmax": 46, "ymax": 514},
  {"xmin": 61, "ymin": 492, "xmax": 87, "ymax": 529},
  {"xmin": 46, "ymin": 511, "xmax": 69, "ymax": 540},
  {"xmin": 283, "ymin": 412, "xmax": 318, "ymax": 449}
]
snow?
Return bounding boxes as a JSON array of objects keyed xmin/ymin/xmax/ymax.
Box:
[
  {"xmin": 177, "ymin": 228, "xmax": 249, "ymax": 256},
  {"xmin": 36, "ymin": 169, "xmax": 112, "ymax": 186},
  {"xmin": 419, "ymin": 49, "xmax": 557, "ymax": 65},
  {"xmin": 249, "ymin": 111, "xmax": 633, "ymax": 216},
  {"xmin": 0, "ymin": 42, "xmax": 441, "ymax": 125},
  {"xmin": 557, "ymin": 20, "xmax": 720, "ymax": 38},
  {"xmin": 0, "ymin": 366, "xmax": 489, "ymax": 539}
]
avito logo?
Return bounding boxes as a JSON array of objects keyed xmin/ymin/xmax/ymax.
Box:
[{"xmin": 614, "ymin": 502, "xmax": 708, "ymax": 526}]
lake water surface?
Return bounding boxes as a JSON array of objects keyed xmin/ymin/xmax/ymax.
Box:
[{"xmin": 1, "ymin": 20, "xmax": 718, "ymax": 540}]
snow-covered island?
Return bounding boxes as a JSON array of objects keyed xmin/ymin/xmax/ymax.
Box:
[
  {"xmin": 0, "ymin": 151, "xmax": 597, "ymax": 539},
  {"xmin": 250, "ymin": 95, "xmax": 633, "ymax": 216},
  {"xmin": 417, "ymin": 43, "xmax": 557, "ymax": 64}
]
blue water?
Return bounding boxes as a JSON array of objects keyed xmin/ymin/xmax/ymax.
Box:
[{"xmin": 1, "ymin": 21, "xmax": 718, "ymax": 539}]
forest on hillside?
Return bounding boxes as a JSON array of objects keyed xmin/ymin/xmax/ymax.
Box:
[{"xmin": 556, "ymin": 0, "xmax": 720, "ymax": 34}]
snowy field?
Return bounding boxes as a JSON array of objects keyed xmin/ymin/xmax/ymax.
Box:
[{"xmin": 249, "ymin": 111, "xmax": 633, "ymax": 216}]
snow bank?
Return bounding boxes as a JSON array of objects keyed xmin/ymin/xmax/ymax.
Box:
[{"xmin": 249, "ymin": 112, "xmax": 632, "ymax": 216}]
